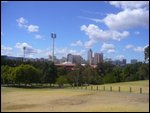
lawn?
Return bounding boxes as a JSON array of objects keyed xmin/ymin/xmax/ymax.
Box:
[
  {"xmin": 1, "ymin": 80, "xmax": 149, "ymax": 112},
  {"xmin": 83, "ymin": 80, "xmax": 149, "ymax": 93}
]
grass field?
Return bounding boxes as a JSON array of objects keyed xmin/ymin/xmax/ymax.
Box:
[
  {"xmin": 80, "ymin": 80, "xmax": 149, "ymax": 93},
  {"xmin": 1, "ymin": 80, "xmax": 149, "ymax": 112}
]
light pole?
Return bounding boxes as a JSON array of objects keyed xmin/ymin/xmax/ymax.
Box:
[
  {"xmin": 51, "ymin": 33, "xmax": 56, "ymax": 62},
  {"xmin": 23, "ymin": 46, "xmax": 26, "ymax": 62}
]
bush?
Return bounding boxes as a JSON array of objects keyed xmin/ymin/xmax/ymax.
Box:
[
  {"xmin": 56, "ymin": 76, "xmax": 68, "ymax": 88},
  {"xmin": 102, "ymin": 73, "xmax": 115, "ymax": 84}
]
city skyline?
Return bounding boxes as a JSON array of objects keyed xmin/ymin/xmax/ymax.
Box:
[{"xmin": 1, "ymin": 1, "xmax": 149, "ymax": 63}]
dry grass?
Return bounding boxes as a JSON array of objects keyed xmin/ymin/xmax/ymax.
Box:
[
  {"xmin": 84, "ymin": 80, "xmax": 149, "ymax": 93},
  {"xmin": 1, "ymin": 80, "xmax": 149, "ymax": 112}
]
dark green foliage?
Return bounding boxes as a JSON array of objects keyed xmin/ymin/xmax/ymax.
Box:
[
  {"xmin": 1, "ymin": 57, "xmax": 149, "ymax": 87},
  {"xmin": 56, "ymin": 76, "xmax": 68, "ymax": 87},
  {"xmin": 102, "ymin": 73, "xmax": 116, "ymax": 84},
  {"xmin": 144, "ymin": 45, "xmax": 149, "ymax": 62}
]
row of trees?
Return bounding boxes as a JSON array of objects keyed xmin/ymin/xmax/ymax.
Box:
[
  {"xmin": 1, "ymin": 61, "xmax": 57, "ymax": 87},
  {"xmin": 1, "ymin": 62, "xmax": 149, "ymax": 87},
  {"xmin": 1, "ymin": 45, "xmax": 149, "ymax": 87}
]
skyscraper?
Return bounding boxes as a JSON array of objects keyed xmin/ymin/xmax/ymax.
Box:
[
  {"xmin": 94, "ymin": 53, "xmax": 103, "ymax": 65},
  {"xmin": 73, "ymin": 55, "xmax": 83, "ymax": 64},
  {"xmin": 99, "ymin": 53, "xmax": 103, "ymax": 63},
  {"xmin": 88, "ymin": 49, "xmax": 93, "ymax": 65},
  {"xmin": 67, "ymin": 54, "xmax": 73, "ymax": 63},
  {"xmin": 131, "ymin": 59, "xmax": 137, "ymax": 64},
  {"xmin": 122, "ymin": 59, "xmax": 126, "ymax": 65}
]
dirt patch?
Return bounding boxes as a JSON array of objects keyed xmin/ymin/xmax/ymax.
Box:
[
  {"xmin": 76, "ymin": 93, "xmax": 94, "ymax": 97},
  {"xmin": 53, "ymin": 98, "xmax": 87, "ymax": 105},
  {"xmin": 1, "ymin": 87, "xmax": 149, "ymax": 112},
  {"xmin": 49, "ymin": 93, "xmax": 93, "ymax": 106},
  {"xmin": 129, "ymin": 95, "xmax": 149, "ymax": 103},
  {"xmin": 5, "ymin": 104, "xmax": 38, "ymax": 110}
]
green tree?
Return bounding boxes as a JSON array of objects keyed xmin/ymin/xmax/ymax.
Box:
[
  {"xmin": 82, "ymin": 66, "xmax": 92, "ymax": 85},
  {"xmin": 56, "ymin": 76, "xmax": 68, "ymax": 88},
  {"xmin": 12, "ymin": 64, "xmax": 41, "ymax": 86},
  {"xmin": 102, "ymin": 73, "xmax": 115, "ymax": 84},
  {"xmin": 112, "ymin": 66, "xmax": 123, "ymax": 82},
  {"xmin": 144, "ymin": 45, "xmax": 149, "ymax": 63},
  {"xmin": 136, "ymin": 63, "xmax": 149, "ymax": 80},
  {"xmin": 57, "ymin": 67, "xmax": 67, "ymax": 76},
  {"xmin": 1, "ymin": 65, "xmax": 14, "ymax": 85},
  {"xmin": 44, "ymin": 62, "xmax": 57, "ymax": 86},
  {"xmin": 97, "ymin": 62, "xmax": 114, "ymax": 77}
]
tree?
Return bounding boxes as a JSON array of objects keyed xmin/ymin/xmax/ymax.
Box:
[
  {"xmin": 102, "ymin": 73, "xmax": 115, "ymax": 84},
  {"xmin": 136, "ymin": 63, "xmax": 149, "ymax": 80},
  {"xmin": 112, "ymin": 66, "xmax": 122, "ymax": 82},
  {"xmin": 82, "ymin": 66, "xmax": 101, "ymax": 85},
  {"xmin": 91, "ymin": 69, "xmax": 101, "ymax": 84},
  {"xmin": 12, "ymin": 64, "xmax": 41, "ymax": 86},
  {"xmin": 97, "ymin": 62, "xmax": 114, "ymax": 77},
  {"xmin": 44, "ymin": 62, "xmax": 57, "ymax": 86},
  {"xmin": 144, "ymin": 45, "xmax": 149, "ymax": 63},
  {"xmin": 1, "ymin": 65, "xmax": 14, "ymax": 85},
  {"xmin": 56, "ymin": 76, "xmax": 68, "ymax": 88},
  {"xmin": 82, "ymin": 66, "xmax": 92, "ymax": 85},
  {"xmin": 57, "ymin": 67, "xmax": 67, "ymax": 76}
]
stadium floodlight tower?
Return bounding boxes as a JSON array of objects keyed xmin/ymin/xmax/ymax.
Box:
[
  {"xmin": 23, "ymin": 46, "xmax": 26, "ymax": 62},
  {"xmin": 51, "ymin": 33, "xmax": 56, "ymax": 62}
]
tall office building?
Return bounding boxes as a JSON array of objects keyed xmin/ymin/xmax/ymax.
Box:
[
  {"xmin": 73, "ymin": 55, "xmax": 83, "ymax": 64},
  {"xmin": 67, "ymin": 54, "xmax": 73, "ymax": 63},
  {"xmin": 94, "ymin": 53, "xmax": 103, "ymax": 65},
  {"xmin": 88, "ymin": 49, "xmax": 93, "ymax": 65},
  {"xmin": 122, "ymin": 59, "xmax": 126, "ymax": 65},
  {"xmin": 131, "ymin": 59, "xmax": 137, "ymax": 64},
  {"xmin": 99, "ymin": 53, "xmax": 103, "ymax": 63}
]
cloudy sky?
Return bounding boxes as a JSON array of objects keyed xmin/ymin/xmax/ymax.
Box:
[{"xmin": 1, "ymin": 1, "xmax": 149, "ymax": 63}]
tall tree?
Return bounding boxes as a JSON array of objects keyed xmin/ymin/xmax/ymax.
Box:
[{"xmin": 144, "ymin": 45, "xmax": 149, "ymax": 63}]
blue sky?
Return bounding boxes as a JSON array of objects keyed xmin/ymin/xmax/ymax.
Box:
[{"xmin": 1, "ymin": 1, "xmax": 149, "ymax": 63}]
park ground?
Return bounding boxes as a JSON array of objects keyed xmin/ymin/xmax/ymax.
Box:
[{"xmin": 1, "ymin": 80, "xmax": 149, "ymax": 112}]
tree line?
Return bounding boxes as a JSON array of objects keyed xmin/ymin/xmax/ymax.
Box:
[
  {"xmin": 1, "ymin": 60, "xmax": 149, "ymax": 88},
  {"xmin": 1, "ymin": 45, "xmax": 149, "ymax": 87}
]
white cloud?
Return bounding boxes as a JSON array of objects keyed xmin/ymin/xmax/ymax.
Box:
[
  {"xmin": 111, "ymin": 30, "xmax": 129, "ymax": 41},
  {"xmin": 125, "ymin": 44, "xmax": 147, "ymax": 52},
  {"xmin": 135, "ymin": 31, "xmax": 140, "ymax": 35},
  {"xmin": 125, "ymin": 44, "xmax": 134, "ymax": 49},
  {"xmin": 101, "ymin": 43, "xmax": 116, "ymax": 53},
  {"xmin": 109, "ymin": 1, "xmax": 149, "ymax": 9},
  {"xmin": 16, "ymin": 17, "xmax": 28, "ymax": 28},
  {"xmin": 84, "ymin": 39, "xmax": 97, "ymax": 48},
  {"xmin": 15, "ymin": 42, "xmax": 41, "ymax": 56},
  {"xmin": 16, "ymin": 17, "xmax": 39, "ymax": 33},
  {"xmin": 15, "ymin": 42, "xmax": 32, "ymax": 49},
  {"xmin": 103, "ymin": 8, "xmax": 149, "ymax": 30},
  {"xmin": 1, "ymin": 32, "xmax": 3, "ymax": 37},
  {"xmin": 46, "ymin": 47, "xmax": 86, "ymax": 59},
  {"xmin": 14, "ymin": 44, "xmax": 85, "ymax": 59},
  {"xmin": 1, "ymin": 45, "xmax": 13, "ymax": 55},
  {"xmin": 144, "ymin": 44, "xmax": 149, "ymax": 49},
  {"xmin": 133, "ymin": 46, "xmax": 144, "ymax": 52},
  {"xmin": 34, "ymin": 47, "xmax": 86, "ymax": 59},
  {"xmin": 28, "ymin": 25, "xmax": 39, "ymax": 32},
  {"xmin": 116, "ymin": 55, "xmax": 124, "ymax": 60},
  {"xmin": 71, "ymin": 40, "xmax": 83, "ymax": 46},
  {"xmin": 81, "ymin": 24, "xmax": 129, "ymax": 43},
  {"xmin": 78, "ymin": 16, "xmax": 102, "ymax": 23},
  {"xmin": 35, "ymin": 34, "xmax": 44, "ymax": 39}
]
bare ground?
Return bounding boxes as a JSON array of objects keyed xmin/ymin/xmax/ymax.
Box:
[{"xmin": 1, "ymin": 88, "xmax": 149, "ymax": 112}]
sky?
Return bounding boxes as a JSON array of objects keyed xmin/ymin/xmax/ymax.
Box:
[{"xmin": 1, "ymin": 1, "xmax": 149, "ymax": 63}]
